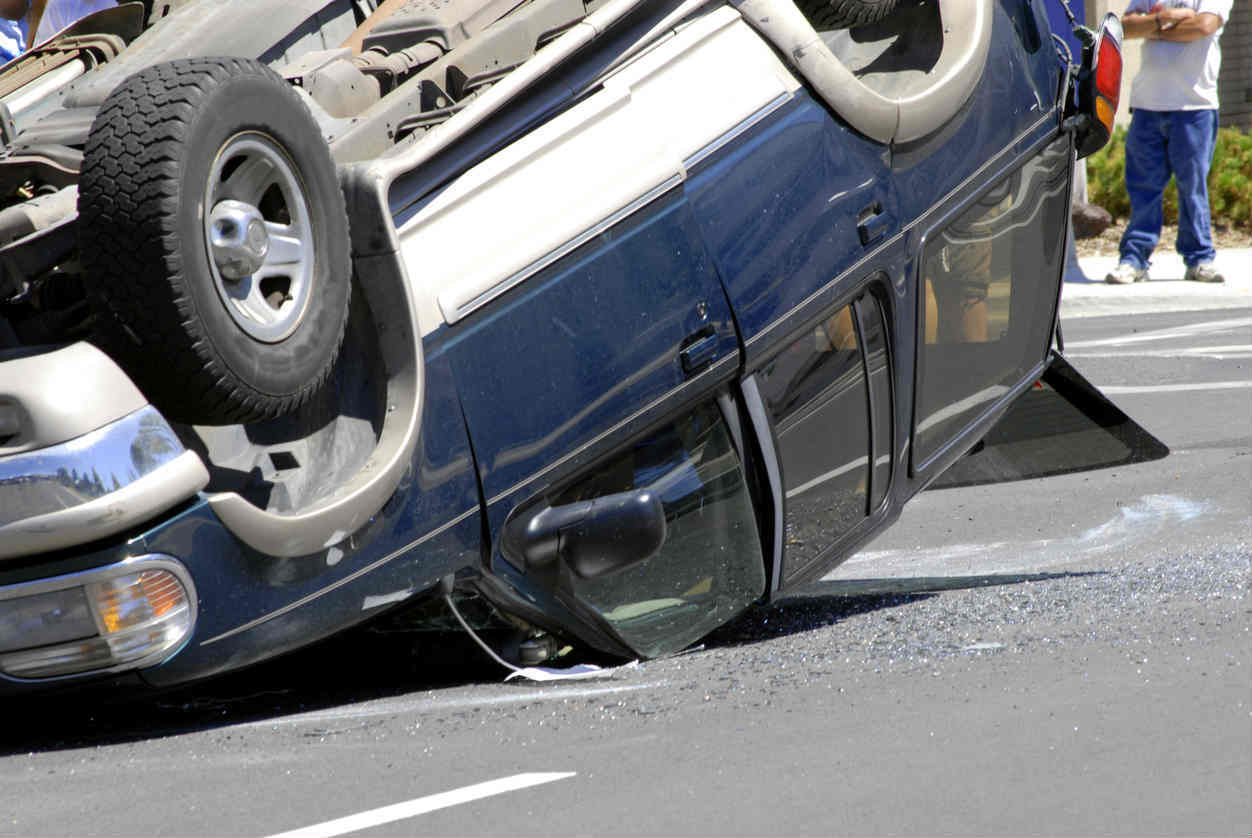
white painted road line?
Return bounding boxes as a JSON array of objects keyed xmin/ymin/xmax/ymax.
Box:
[
  {"xmin": 265, "ymin": 773, "xmax": 577, "ymax": 838},
  {"xmin": 825, "ymin": 494, "xmax": 1213, "ymax": 580},
  {"xmin": 1096, "ymin": 381, "xmax": 1252, "ymax": 395},
  {"xmin": 1066, "ymin": 344, "xmax": 1252, "ymax": 360},
  {"xmin": 1064, "ymin": 316, "xmax": 1252, "ymax": 349}
]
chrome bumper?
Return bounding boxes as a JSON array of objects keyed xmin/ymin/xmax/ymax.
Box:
[{"xmin": 0, "ymin": 344, "xmax": 209, "ymax": 560}]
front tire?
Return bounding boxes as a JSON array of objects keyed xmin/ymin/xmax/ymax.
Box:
[
  {"xmin": 796, "ymin": 0, "xmax": 901, "ymax": 29},
  {"xmin": 80, "ymin": 58, "xmax": 351, "ymax": 425}
]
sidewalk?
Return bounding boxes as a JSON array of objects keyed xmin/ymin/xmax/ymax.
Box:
[{"xmin": 1062, "ymin": 247, "xmax": 1251, "ymax": 319}]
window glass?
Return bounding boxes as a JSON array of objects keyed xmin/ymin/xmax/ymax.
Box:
[
  {"xmin": 557, "ymin": 403, "xmax": 764, "ymax": 657},
  {"xmin": 915, "ymin": 138, "xmax": 1069, "ymax": 467},
  {"xmin": 756, "ymin": 303, "xmax": 870, "ymax": 583}
]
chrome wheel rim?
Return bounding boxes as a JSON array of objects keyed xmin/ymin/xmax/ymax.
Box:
[{"xmin": 204, "ymin": 133, "xmax": 315, "ymax": 343}]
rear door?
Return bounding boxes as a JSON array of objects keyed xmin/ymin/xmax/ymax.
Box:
[
  {"xmin": 910, "ymin": 134, "xmax": 1073, "ymax": 482},
  {"xmin": 682, "ymin": 85, "xmax": 905, "ymax": 591}
]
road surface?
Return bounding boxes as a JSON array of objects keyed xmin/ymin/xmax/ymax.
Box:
[{"xmin": 2, "ymin": 283, "xmax": 1248, "ymax": 837}]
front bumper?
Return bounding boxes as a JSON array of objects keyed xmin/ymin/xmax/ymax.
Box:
[
  {"xmin": 0, "ymin": 404, "xmax": 209, "ymax": 560},
  {"xmin": 1, "ymin": 342, "xmax": 209, "ymax": 681}
]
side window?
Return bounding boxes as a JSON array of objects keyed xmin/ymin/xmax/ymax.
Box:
[
  {"xmin": 755, "ymin": 300, "xmax": 876, "ymax": 584},
  {"xmin": 546, "ymin": 402, "xmax": 765, "ymax": 658},
  {"xmin": 914, "ymin": 138, "xmax": 1070, "ymax": 468}
]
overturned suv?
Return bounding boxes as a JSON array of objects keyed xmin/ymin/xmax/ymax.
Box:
[{"xmin": 0, "ymin": 0, "xmax": 1134, "ymax": 691}]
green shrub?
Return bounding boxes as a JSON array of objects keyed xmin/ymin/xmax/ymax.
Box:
[{"xmin": 1086, "ymin": 125, "xmax": 1252, "ymax": 231}]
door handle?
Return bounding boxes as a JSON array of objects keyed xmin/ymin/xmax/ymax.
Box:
[
  {"xmin": 680, "ymin": 328, "xmax": 720, "ymax": 375},
  {"xmin": 857, "ymin": 203, "xmax": 892, "ymax": 247}
]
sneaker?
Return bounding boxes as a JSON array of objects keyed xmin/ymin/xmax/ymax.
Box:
[
  {"xmin": 1184, "ymin": 262, "xmax": 1225, "ymax": 283},
  {"xmin": 1105, "ymin": 262, "xmax": 1148, "ymax": 284}
]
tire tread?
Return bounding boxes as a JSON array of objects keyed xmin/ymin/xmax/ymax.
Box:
[
  {"xmin": 795, "ymin": 0, "xmax": 899, "ymax": 29},
  {"xmin": 80, "ymin": 58, "xmax": 351, "ymax": 424}
]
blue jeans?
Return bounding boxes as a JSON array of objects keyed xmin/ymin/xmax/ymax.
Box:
[{"xmin": 1118, "ymin": 108, "xmax": 1218, "ymax": 269}]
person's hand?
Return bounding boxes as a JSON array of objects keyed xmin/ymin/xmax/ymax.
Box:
[{"xmin": 1157, "ymin": 5, "xmax": 1195, "ymax": 30}]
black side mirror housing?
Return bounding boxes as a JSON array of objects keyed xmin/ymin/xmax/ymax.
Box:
[{"xmin": 504, "ymin": 490, "xmax": 668, "ymax": 580}]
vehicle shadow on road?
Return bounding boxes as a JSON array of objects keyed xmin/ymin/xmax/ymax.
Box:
[
  {"xmin": 1, "ymin": 572, "xmax": 1103, "ymax": 754},
  {"xmin": 0, "ymin": 626, "xmax": 512, "ymax": 756},
  {"xmin": 703, "ymin": 591, "xmax": 936, "ymax": 649},
  {"xmin": 3, "ymin": 596, "xmax": 923, "ymax": 755}
]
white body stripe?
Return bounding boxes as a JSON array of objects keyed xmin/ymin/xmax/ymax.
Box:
[{"xmin": 397, "ymin": 6, "xmax": 800, "ymax": 335}]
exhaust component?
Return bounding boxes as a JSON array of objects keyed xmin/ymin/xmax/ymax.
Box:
[
  {"xmin": 2, "ymin": 60, "xmax": 87, "ymax": 120},
  {"xmin": 0, "ymin": 32, "xmax": 129, "ymax": 120}
]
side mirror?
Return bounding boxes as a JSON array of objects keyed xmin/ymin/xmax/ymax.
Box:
[
  {"xmin": 503, "ymin": 490, "xmax": 667, "ymax": 580},
  {"xmin": 1072, "ymin": 13, "xmax": 1124, "ymax": 159}
]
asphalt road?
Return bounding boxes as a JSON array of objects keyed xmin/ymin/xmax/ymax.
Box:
[{"xmin": 2, "ymin": 301, "xmax": 1249, "ymax": 837}]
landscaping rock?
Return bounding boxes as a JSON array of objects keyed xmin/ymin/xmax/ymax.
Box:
[{"xmin": 1072, "ymin": 200, "xmax": 1113, "ymax": 239}]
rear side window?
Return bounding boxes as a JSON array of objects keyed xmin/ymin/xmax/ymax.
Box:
[
  {"xmin": 756, "ymin": 302, "xmax": 871, "ymax": 584},
  {"xmin": 914, "ymin": 137, "xmax": 1070, "ymax": 468}
]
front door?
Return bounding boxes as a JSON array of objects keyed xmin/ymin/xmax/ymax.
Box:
[{"xmin": 398, "ymin": 8, "xmax": 801, "ymax": 655}]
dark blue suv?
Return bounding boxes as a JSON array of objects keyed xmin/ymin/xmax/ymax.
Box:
[{"xmin": 0, "ymin": 0, "xmax": 1132, "ymax": 693}]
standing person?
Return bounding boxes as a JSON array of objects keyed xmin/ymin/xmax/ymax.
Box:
[
  {"xmin": 1105, "ymin": 0, "xmax": 1233, "ymax": 285},
  {"xmin": 0, "ymin": 0, "xmax": 28, "ymax": 64}
]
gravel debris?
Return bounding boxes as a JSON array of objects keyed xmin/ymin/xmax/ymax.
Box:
[{"xmin": 634, "ymin": 542, "xmax": 1252, "ymax": 704}]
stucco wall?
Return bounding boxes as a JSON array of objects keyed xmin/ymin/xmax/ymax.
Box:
[{"xmin": 1216, "ymin": 0, "xmax": 1251, "ymax": 131}]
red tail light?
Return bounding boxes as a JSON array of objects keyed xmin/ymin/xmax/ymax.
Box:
[
  {"xmin": 1095, "ymin": 34, "xmax": 1122, "ymax": 108},
  {"xmin": 1093, "ymin": 24, "xmax": 1123, "ymax": 135},
  {"xmin": 1075, "ymin": 13, "xmax": 1124, "ymax": 158}
]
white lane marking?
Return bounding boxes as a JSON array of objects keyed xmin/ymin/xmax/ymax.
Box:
[
  {"xmin": 1064, "ymin": 316, "xmax": 1252, "ymax": 349},
  {"xmin": 1096, "ymin": 381, "xmax": 1252, "ymax": 395},
  {"xmin": 266, "ymin": 773, "xmax": 576, "ymax": 838},
  {"xmin": 239, "ymin": 682, "xmax": 665, "ymax": 730},
  {"xmin": 1066, "ymin": 344, "xmax": 1252, "ymax": 360},
  {"xmin": 828, "ymin": 494, "xmax": 1213, "ymax": 580},
  {"xmin": 785, "ymin": 456, "xmax": 867, "ymax": 499}
]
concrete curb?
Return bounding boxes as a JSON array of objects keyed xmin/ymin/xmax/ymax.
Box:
[{"xmin": 1061, "ymin": 247, "xmax": 1252, "ymax": 318}]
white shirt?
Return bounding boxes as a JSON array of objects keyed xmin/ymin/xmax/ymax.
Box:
[
  {"xmin": 32, "ymin": 0, "xmax": 116, "ymax": 47},
  {"xmin": 0, "ymin": 18, "xmax": 24, "ymax": 64},
  {"xmin": 1124, "ymin": 0, "xmax": 1232, "ymax": 111}
]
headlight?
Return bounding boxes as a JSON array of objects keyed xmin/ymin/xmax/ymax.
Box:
[
  {"xmin": 0, "ymin": 557, "xmax": 196, "ymax": 680},
  {"xmin": 0, "ymin": 588, "xmax": 96, "ymax": 652}
]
